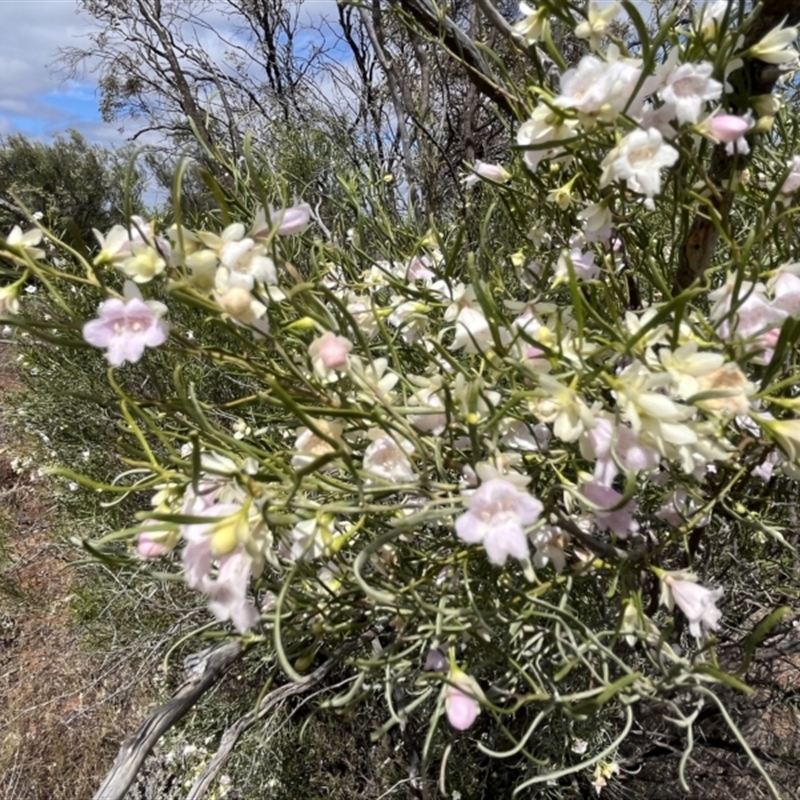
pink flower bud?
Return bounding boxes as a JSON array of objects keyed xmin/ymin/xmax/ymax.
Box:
[
  {"xmin": 444, "ymin": 669, "xmax": 484, "ymax": 730},
  {"xmin": 137, "ymin": 533, "xmax": 169, "ymax": 558},
  {"xmin": 318, "ymin": 335, "xmax": 351, "ymax": 370},
  {"xmin": 308, "ymin": 331, "xmax": 353, "ymax": 380},
  {"xmin": 708, "ymin": 114, "xmax": 752, "ymax": 143},
  {"xmin": 446, "ymin": 687, "xmax": 481, "ymax": 730},
  {"xmin": 271, "ymin": 203, "xmax": 312, "ymax": 236}
]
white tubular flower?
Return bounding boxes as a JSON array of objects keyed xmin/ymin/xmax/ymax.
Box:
[
  {"xmin": 534, "ymin": 374, "xmax": 598, "ymax": 443},
  {"xmin": 659, "ymin": 62, "xmax": 722, "ymax": 126},
  {"xmin": 557, "ymin": 53, "xmax": 645, "ymax": 121},
  {"xmin": 409, "ymin": 374, "xmax": 448, "ymax": 435},
  {"xmin": 0, "ymin": 284, "xmax": 21, "ymax": 316},
  {"xmin": 463, "ymin": 161, "xmax": 512, "ymax": 188},
  {"xmin": 612, "ymin": 361, "xmax": 697, "ymax": 455},
  {"xmin": 445, "ymin": 284, "xmax": 494, "ymax": 353},
  {"xmin": 362, "ymin": 430, "xmax": 417, "ymax": 486},
  {"xmin": 516, "ymin": 105, "xmax": 579, "ymax": 173},
  {"xmin": 577, "ymin": 202, "xmax": 613, "ymax": 243},
  {"xmin": 600, "ymin": 128, "xmax": 679, "ymax": 201},
  {"xmin": 574, "ymin": 1, "xmax": 621, "ymax": 51},
  {"xmin": 694, "ymin": 1, "xmax": 729, "ymax": 41},
  {"xmin": 513, "ymin": 1, "xmax": 548, "ymax": 45},
  {"xmin": 749, "ymin": 21, "xmax": 799, "ymax": 64},
  {"xmin": 657, "ymin": 342, "xmax": 725, "ymax": 399},
  {"xmin": 5, "ymin": 225, "xmax": 45, "ymax": 262},
  {"xmin": 349, "ymin": 357, "xmax": 399, "ymax": 403},
  {"xmin": 282, "ymin": 513, "xmax": 348, "ymax": 562},
  {"xmin": 770, "ymin": 263, "xmax": 800, "ymax": 315},
  {"xmin": 661, "ymin": 573, "xmax": 723, "ymax": 639},
  {"xmin": 120, "ymin": 242, "xmax": 167, "ymax": 283},
  {"xmin": 214, "ymin": 272, "xmax": 268, "ymax": 331}
]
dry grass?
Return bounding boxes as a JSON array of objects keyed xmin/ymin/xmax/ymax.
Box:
[{"xmin": 0, "ymin": 343, "xmax": 159, "ymax": 800}]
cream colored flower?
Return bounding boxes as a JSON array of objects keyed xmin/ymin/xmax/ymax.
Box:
[
  {"xmin": 575, "ymin": 1, "xmax": 621, "ymax": 51},
  {"xmin": 749, "ymin": 21, "xmax": 799, "ymax": 64}
]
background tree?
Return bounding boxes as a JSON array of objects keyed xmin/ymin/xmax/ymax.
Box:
[{"xmin": 0, "ymin": 130, "xmax": 146, "ymax": 245}]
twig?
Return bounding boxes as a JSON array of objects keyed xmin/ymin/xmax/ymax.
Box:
[
  {"xmin": 184, "ymin": 653, "xmax": 344, "ymax": 800},
  {"xmin": 92, "ymin": 641, "xmax": 243, "ymax": 800}
]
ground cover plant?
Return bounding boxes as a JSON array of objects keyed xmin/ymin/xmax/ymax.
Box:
[{"xmin": 3, "ymin": 1, "xmax": 800, "ymax": 798}]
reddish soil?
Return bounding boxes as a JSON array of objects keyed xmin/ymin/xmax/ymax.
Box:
[{"xmin": 0, "ymin": 343, "xmax": 153, "ymax": 800}]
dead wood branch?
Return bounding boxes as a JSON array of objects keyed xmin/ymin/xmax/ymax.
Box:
[{"xmin": 92, "ymin": 641, "xmax": 243, "ymax": 800}]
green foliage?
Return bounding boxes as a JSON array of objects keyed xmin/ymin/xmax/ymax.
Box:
[{"xmin": 0, "ymin": 130, "xmax": 146, "ymax": 245}]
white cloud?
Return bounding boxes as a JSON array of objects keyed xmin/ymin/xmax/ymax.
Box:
[{"xmin": 0, "ymin": 1, "xmax": 128, "ymax": 143}]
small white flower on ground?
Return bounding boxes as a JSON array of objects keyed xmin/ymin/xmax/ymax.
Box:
[
  {"xmin": 82, "ymin": 281, "xmax": 169, "ymax": 366},
  {"xmin": 455, "ymin": 477, "xmax": 543, "ymax": 565},
  {"xmin": 600, "ymin": 128, "xmax": 679, "ymax": 201},
  {"xmin": 661, "ymin": 573, "xmax": 723, "ymax": 639}
]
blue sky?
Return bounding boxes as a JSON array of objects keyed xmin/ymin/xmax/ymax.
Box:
[
  {"xmin": 0, "ymin": 1, "xmax": 133, "ymax": 145},
  {"xmin": 0, "ymin": 0, "xmax": 341, "ymax": 147}
]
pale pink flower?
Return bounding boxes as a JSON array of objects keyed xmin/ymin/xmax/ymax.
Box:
[
  {"xmin": 309, "ymin": 331, "xmax": 353, "ymax": 380},
  {"xmin": 136, "ymin": 522, "xmax": 179, "ymax": 558},
  {"xmin": 424, "ymin": 648, "xmax": 448, "ymax": 672},
  {"xmin": 444, "ymin": 669, "xmax": 484, "ymax": 730},
  {"xmin": 770, "ymin": 266, "xmax": 800, "ymax": 316},
  {"xmin": 707, "ymin": 113, "xmax": 752, "ymax": 143},
  {"xmin": 710, "ymin": 278, "xmax": 787, "ymax": 343},
  {"xmin": 268, "ymin": 203, "xmax": 312, "ymax": 236},
  {"xmin": 780, "ymin": 155, "xmax": 800, "ymax": 195},
  {"xmin": 581, "ymin": 416, "xmax": 660, "ymax": 485},
  {"xmin": 659, "ymin": 62, "xmax": 722, "ymax": 126},
  {"xmin": 600, "ymin": 128, "xmax": 679, "ymax": 200},
  {"xmin": 581, "ymin": 481, "xmax": 638, "ymax": 538},
  {"xmin": 455, "ymin": 477, "xmax": 543, "ymax": 565},
  {"xmin": 662, "ymin": 574, "xmax": 723, "ymax": 639},
  {"xmin": 82, "ymin": 282, "xmax": 169, "ymax": 366},
  {"xmin": 362, "ymin": 432, "xmax": 417, "ymax": 485},
  {"xmin": 463, "ymin": 161, "xmax": 511, "ymax": 188},
  {"xmin": 555, "ymin": 247, "xmax": 599, "ymax": 283},
  {"xmin": 180, "ymin": 502, "xmax": 261, "ymax": 633}
]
